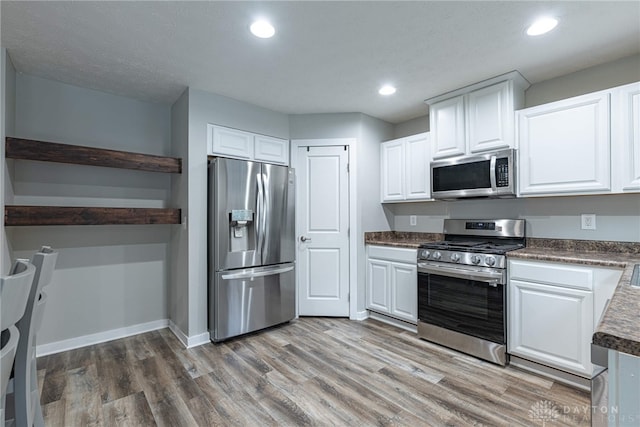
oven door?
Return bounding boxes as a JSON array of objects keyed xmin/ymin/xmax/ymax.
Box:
[{"xmin": 417, "ymin": 262, "xmax": 506, "ymax": 344}]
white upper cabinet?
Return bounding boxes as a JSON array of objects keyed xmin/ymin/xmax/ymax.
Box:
[
  {"xmin": 254, "ymin": 135, "xmax": 290, "ymax": 165},
  {"xmin": 381, "ymin": 139, "xmax": 405, "ymax": 202},
  {"xmin": 208, "ymin": 124, "xmax": 289, "ymax": 165},
  {"xmin": 427, "ymin": 72, "xmax": 528, "ymax": 160},
  {"xmin": 518, "ymin": 91, "xmax": 611, "ymax": 196},
  {"xmin": 405, "ymin": 133, "xmax": 431, "ymax": 200},
  {"xmin": 380, "ymin": 133, "xmax": 430, "ymax": 202},
  {"xmin": 611, "ymin": 81, "xmax": 640, "ymax": 192},
  {"xmin": 210, "ymin": 126, "xmax": 254, "ymax": 159},
  {"xmin": 430, "ymin": 96, "xmax": 465, "ymax": 158},
  {"xmin": 467, "ymin": 81, "xmax": 514, "ymax": 153}
]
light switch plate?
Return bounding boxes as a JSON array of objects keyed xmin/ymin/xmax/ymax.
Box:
[{"xmin": 410, "ymin": 215, "xmax": 417, "ymax": 226}]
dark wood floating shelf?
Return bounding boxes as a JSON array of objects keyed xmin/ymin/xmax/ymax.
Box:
[
  {"xmin": 5, "ymin": 206, "xmax": 181, "ymax": 226},
  {"xmin": 6, "ymin": 137, "xmax": 182, "ymax": 174}
]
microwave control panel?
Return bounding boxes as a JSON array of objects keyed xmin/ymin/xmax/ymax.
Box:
[{"xmin": 496, "ymin": 158, "xmax": 510, "ymax": 187}]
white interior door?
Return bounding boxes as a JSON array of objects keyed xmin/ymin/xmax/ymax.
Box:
[{"xmin": 296, "ymin": 145, "xmax": 350, "ymax": 316}]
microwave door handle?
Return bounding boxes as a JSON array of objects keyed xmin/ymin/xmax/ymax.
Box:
[{"xmin": 489, "ymin": 155, "xmax": 497, "ymax": 191}]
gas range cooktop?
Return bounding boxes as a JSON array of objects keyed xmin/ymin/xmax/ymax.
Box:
[
  {"xmin": 417, "ymin": 219, "xmax": 526, "ymax": 269},
  {"xmin": 419, "ymin": 240, "xmax": 525, "ymax": 255}
]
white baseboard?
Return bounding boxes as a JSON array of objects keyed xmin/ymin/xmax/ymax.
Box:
[
  {"xmin": 351, "ymin": 310, "xmax": 369, "ymax": 321},
  {"xmin": 36, "ymin": 319, "xmax": 169, "ymax": 357},
  {"xmin": 168, "ymin": 320, "xmax": 210, "ymax": 348}
]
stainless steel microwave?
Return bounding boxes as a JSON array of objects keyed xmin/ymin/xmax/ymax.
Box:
[{"xmin": 430, "ymin": 148, "xmax": 516, "ymax": 200}]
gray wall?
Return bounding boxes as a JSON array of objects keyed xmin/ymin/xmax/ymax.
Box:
[
  {"xmin": 1, "ymin": 49, "xmax": 17, "ymax": 274},
  {"xmin": 394, "ymin": 115, "xmax": 429, "ymax": 138},
  {"xmin": 525, "ymin": 54, "xmax": 640, "ymax": 108},
  {"xmin": 170, "ymin": 88, "xmax": 290, "ymax": 340},
  {"xmin": 390, "ymin": 195, "xmax": 640, "ymax": 242},
  {"xmin": 357, "ymin": 114, "xmax": 394, "ymax": 311},
  {"xmin": 8, "ymin": 74, "xmax": 173, "ymax": 347},
  {"xmin": 169, "ymin": 89, "xmax": 189, "ymax": 335},
  {"xmin": 289, "ymin": 113, "xmax": 362, "ymax": 139}
]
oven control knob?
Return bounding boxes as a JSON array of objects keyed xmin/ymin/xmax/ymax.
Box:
[
  {"xmin": 485, "ymin": 256, "xmax": 496, "ymax": 267},
  {"xmin": 450, "ymin": 253, "xmax": 460, "ymax": 262},
  {"xmin": 470, "ymin": 255, "xmax": 482, "ymax": 264},
  {"xmin": 421, "ymin": 250, "xmax": 430, "ymax": 259},
  {"xmin": 432, "ymin": 251, "xmax": 442, "ymax": 260}
]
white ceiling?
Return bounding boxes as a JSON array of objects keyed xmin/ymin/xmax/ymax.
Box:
[{"xmin": 1, "ymin": 1, "xmax": 639, "ymax": 124}]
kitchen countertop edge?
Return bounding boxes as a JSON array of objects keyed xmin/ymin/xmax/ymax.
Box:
[{"xmin": 364, "ymin": 231, "xmax": 444, "ymax": 249}]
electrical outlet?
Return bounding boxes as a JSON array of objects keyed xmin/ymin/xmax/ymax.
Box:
[
  {"xmin": 581, "ymin": 214, "xmax": 596, "ymax": 230},
  {"xmin": 409, "ymin": 215, "xmax": 417, "ymax": 226}
]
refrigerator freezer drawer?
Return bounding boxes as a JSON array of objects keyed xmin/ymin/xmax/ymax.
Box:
[{"xmin": 210, "ymin": 263, "xmax": 295, "ymax": 342}]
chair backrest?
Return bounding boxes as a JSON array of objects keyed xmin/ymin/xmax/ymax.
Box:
[
  {"xmin": 13, "ymin": 246, "xmax": 58, "ymax": 427},
  {"xmin": 1, "ymin": 260, "xmax": 35, "ymax": 331},
  {"xmin": 26, "ymin": 246, "xmax": 58, "ymax": 323}
]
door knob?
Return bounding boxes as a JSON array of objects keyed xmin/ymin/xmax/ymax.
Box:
[{"xmin": 300, "ymin": 236, "xmax": 312, "ymax": 242}]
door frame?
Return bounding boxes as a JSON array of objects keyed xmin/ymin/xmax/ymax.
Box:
[{"xmin": 291, "ymin": 138, "xmax": 358, "ymax": 319}]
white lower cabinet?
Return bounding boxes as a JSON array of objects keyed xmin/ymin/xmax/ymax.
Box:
[
  {"xmin": 366, "ymin": 245, "xmax": 417, "ymax": 323},
  {"xmin": 509, "ymin": 278, "xmax": 593, "ymax": 376},
  {"xmin": 508, "ymin": 259, "xmax": 622, "ymax": 378}
]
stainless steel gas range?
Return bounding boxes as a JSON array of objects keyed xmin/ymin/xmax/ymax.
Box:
[{"xmin": 417, "ymin": 219, "xmax": 525, "ymax": 366}]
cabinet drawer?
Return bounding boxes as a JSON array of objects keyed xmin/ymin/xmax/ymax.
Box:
[
  {"xmin": 509, "ymin": 260, "xmax": 593, "ymax": 291},
  {"xmin": 367, "ymin": 245, "xmax": 416, "ymax": 263}
]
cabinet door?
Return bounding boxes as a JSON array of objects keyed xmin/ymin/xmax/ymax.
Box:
[
  {"xmin": 467, "ymin": 81, "xmax": 513, "ymax": 153},
  {"xmin": 430, "ymin": 96, "xmax": 465, "ymax": 159},
  {"xmin": 518, "ymin": 92, "xmax": 611, "ymax": 196},
  {"xmin": 210, "ymin": 125, "xmax": 254, "ymax": 159},
  {"xmin": 380, "ymin": 139, "xmax": 405, "ymax": 202},
  {"xmin": 366, "ymin": 259, "xmax": 390, "ymax": 313},
  {"xmin": 390, "ymin": 262, "xmax": 417, "ymax": 322},
  {"xmin": 509, "ymin": 279, "xmax": 594, "ymax": 377},
  {"xmin": 404, "ymin": 133, "xmax": 430, "ymax": 200},
  {"xmin": 612, "ymin": 82, "xmax": 640, "ymax": 192},
  {"xmin": 254, "ymin": 135, "xmax": 290, "ymax": 165}
]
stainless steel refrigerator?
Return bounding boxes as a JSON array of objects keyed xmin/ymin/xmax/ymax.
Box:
[{"xmin": 208, "ymin": 157, "xmax": 295, "ymax": 342}]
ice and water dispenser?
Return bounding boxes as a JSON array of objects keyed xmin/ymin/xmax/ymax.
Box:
[{"xmin": 229, "ymin": 209, "xmax": 255, "ymax": 252}]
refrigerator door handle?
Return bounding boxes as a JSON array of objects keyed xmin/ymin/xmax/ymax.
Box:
[
  {"xmin": 221, "ymin": 265, "xmax": 294, "ymax": 280},
  {"xmin": 261, "ymin": 170, "xmax": 270, "ymax": 256},
  {"xmin": 256, "ymin": 171, "xmax": 265, "ymax": 258}
]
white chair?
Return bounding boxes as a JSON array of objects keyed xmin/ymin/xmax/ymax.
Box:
[
  {"xmin": 11, "ymin": 247, "xmax": 58, "ymax": 427},
  {"xmin": 1, "ymin": 260, "xmax": 36, "ymax": 427}
]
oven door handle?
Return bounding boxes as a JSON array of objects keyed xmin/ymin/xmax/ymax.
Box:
[{"xmin": 418, "ymin": 262, "xmax": 505, "ymax": 285}]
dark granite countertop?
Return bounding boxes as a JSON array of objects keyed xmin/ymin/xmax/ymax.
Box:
[
  {"xmin": 364, "ymin": 231, "xmax": 443, "ymax": 249},
  {"xmin": 508, "ymin": 238, "xmax": 640, "ymax": 357}
]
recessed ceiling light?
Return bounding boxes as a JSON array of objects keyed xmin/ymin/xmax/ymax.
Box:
[
  {"xmin": 526, "ymin": 17, "xmax": 558, "ymax": 36},
  {"xmin": 379, "ymin": 85, "xmax": 396, "ymax": 96},
  {"xmin": 250, "ymin": 20, "xmax": 275, "ymax": 38}
]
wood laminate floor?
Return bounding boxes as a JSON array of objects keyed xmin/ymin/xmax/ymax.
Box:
[{"xmin": 38, "ymin": 318, "xmax": 590, "ymax": 426}]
